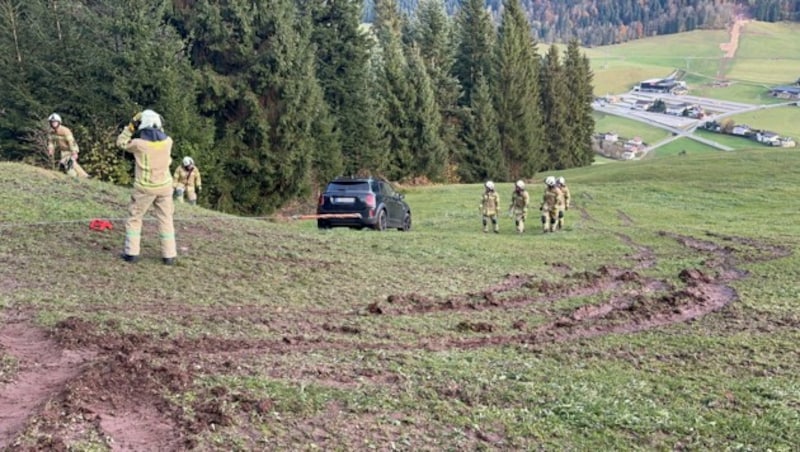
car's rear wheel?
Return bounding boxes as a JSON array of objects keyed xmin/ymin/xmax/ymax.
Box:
[
  {"xmin": 398, "ymin": 213, "xmax": 411, "ymax": 231},
  {"xmin": 373, "ymin": 209, "xmax": 387, "ymax": 231},
  {"xmin": 317, "ymin": 220, "xmax": 331, "ymax": 230}
]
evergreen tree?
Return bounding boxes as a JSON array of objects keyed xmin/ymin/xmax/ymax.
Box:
[
  {"xmin": 185, "ymin": 0, "xmax": 329, "ymax": 215},
  {"xmin": 411, "ymin": 0, "xmax": 462, "ymax": 181},
  {"xmin": 452, "ymin": 0, "xmax": 495, "ymax": 107},
  {"xmin": 301, "ymin": 0, "xmax": 381, "ymax": 179},
  {"xmin": 458, "ymin": 73, "xmax": 505, "ymax": 182},
  {"xmin": 563, "ymin": 39, "xmax": 596, "ymax": 167},
  {"xmin": 0, "ymin": 0, "xmax": 210, "ymax": 182},
  {"xmin": 405, "ymin": 44, "xmax": 448, "ymax": 181},
  {"xmin": 373, "ymin": 0, "xmax": 413, "ymax": 180},
  {"xmin": 540, "ymin": 44, "xmax": 571, "ymax": 170},
  {"xmin": 493, "ymin": 0, "xmax": 545, "ymax": 180}
]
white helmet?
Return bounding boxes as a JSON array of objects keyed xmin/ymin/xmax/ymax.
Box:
[
  {"xmin": 182, "ymin": 156, "xmax": 194, "ymax": 167},
  {"xmin": 545, "ymin": 176, "xmax": 556, "ymax": 187},
  {"xmin": 515, "ymin": 180, "xmax": 525, "ymax": 190},
  {"xmin": 557, "ymin": 176, "xmax": 566, "ymax": 185},
  {"xmin": 485, "ymin": 181, "xmax": 495, "ymax": 190},
  {"xmin": 138, "ymin": 109, "xmax": 163, "ymax": 130},
  {"xmin": 48, "ymin": 113, "xmax": 62, "ymax": 123}
]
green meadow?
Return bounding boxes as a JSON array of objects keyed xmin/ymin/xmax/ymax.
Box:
[
  {"xmin": 2, "ymin": 151, "xmax": 800, "ymax": 449},
  {"xmin": 588, "ymin": 21, "xmax": 800, "ymax": 103},
  {"xmin": 728, "ymin": 106, "xmax": 800, "ymax": 140},
  {"xmin": 592, "ymin": 112, "xmax": 671, "ymax": 143}
]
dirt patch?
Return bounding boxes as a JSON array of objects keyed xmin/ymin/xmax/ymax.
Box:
[
  {"xmin": 0, "ymin": 317, "xmax": 95, "ymax": 449},
  {"xmin": 720, "ymin": 19, "xmax": 748, "ymax": 59},
  {"xmin": 717, "ymin": 18, "xmax": 750, "ymax": 80}
]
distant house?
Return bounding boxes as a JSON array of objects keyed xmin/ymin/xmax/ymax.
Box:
[
  {"xmin": 731, "ymin": 125, "xmax": 751, "ymax": 136},
  {"xmin": 756, "ymin": 131, "xmax": 781, "ymax": 145},
  {"xmin": 703, "ymin": 121, "xmax": 722, "ymax": 132},
  {"xmin": 633, "ymin": 99, "xmax": 653, "ymax": 110},
  {"xmin": 664, "ymin": 102, "xmax": 688, "ymax": 115},
  {"xmin": 624, "ymin": 137, "xmax": 644, "ymax": 151},
  {"xmin": 635, "ymin": 77, "xmax": 687, "ymax": 94},
  {"xmin": 685, "ymin": 105, "xmax": 705, "ymax": 119},
  {"xmin": 603, "ymin": 132, "xmax": 619, "ymax": 142},
  {"xmin": 769, "ymin": 85, "xmax": 800, "ymax": 99}
]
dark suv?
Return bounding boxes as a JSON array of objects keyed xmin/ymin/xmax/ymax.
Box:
[{"xmin": 317, "ymin": 177, "xmax": 412, "ymax": 231}]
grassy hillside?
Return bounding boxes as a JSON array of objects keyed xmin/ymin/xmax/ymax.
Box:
[
  {"xmin": 593, "ymin": 112, "xmax": 672, "ymax": 144},
  {"xmin": 588, "ymin": 21, "xmax": 800, "ymax": 103},
  {"xmin": 728, "ymin": 106, "xmax": 800, "ymax": 141},
  {"xmin": 2, "ymin": 157, "xmax": 800, "ymax": 450}
]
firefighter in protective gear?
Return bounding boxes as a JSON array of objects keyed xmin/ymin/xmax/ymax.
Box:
[
  {"xmin": 173, "ymin": 156, "xmax": 202, "ymax": 205},
  {"xmin": 116, "ymin": 109, "xmax": 177, "ymax": 265},
  {"xmin": 540, "ymin": 176, "xmax": 561, "ymax": 233},
  {"xmin": 509, "ymin": 180, "xmax": 530, "ymax": 233},
  {"xmin": 46, "ymin": 113, "xmax": 89, "ymax": 178},
  {"xmin": 555, "ymin": 176, "xmax": 571, "ymax": 230},
  {"xmin": 480, "ymin": 181, "xmax": 500, "ymax": 233}
]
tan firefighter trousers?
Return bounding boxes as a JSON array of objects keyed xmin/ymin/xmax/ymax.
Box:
[{"xmin": 124, "ymin": 186, "xmax": 176, "ymax": 258}]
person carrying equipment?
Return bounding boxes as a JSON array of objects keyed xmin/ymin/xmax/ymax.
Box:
[
  {"xmin": 116, "ymin": 109, "xmax": 177, "ymax": 265},
  {"xmin": 46, "ymin": 113, "xmax": 89, "ymax": 178},
  {"xmin": 540, "ymin": 176, "xmax": 561, "ymax": 233},
  {"xmin": 509, "ymin": 180, "xmax": 530, "ymax": 233},
  {"xmin": 173, "ymin": 156, "xmax": 202, "ymax": 205},
  {"xmin": 480, "ymin": 181, "xmax": 500, "ymax": 233}
]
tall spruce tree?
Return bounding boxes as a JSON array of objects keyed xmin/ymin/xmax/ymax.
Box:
[
  {"xmin": 373, "ymin": 0, "xmax": 413, "ymax": 180},
  {"xmin": 405, "ymin": 44, "xmax": 448, "ymax": 181},
  {"xmin": 494, "ymin": 0, "xmax": 545, "ymax": 180},
  {"xmin": 540, "ymin": 44, "xmax": 571, "ymax": 170},
  {"xmin": 452, "ymin": 0, "xmax": 496, "ymax": 107},
  {"xmin": 411, "ymin": 0, "xmax": 462, "ymax": 181},
  {"xmin": 301, "ymin": 0, "xmax": 381, "ymax": 179},
  {"xmin": 459, "ymin": 73, "xmax": 505, "ymax": 182},
  {"xmin": 185, "ymin": 0, "xmax": 330, "ymax": 215},
  {"xmin": 563, "ymin": 39, "xmax": 596, "ymax": 167}
]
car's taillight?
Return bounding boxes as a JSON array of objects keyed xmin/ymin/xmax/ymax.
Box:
[
  {"xmin": 318, "ymin": 194, "xmax": 325, "ymax": 206},
  {"xmin": 365, "ymin": 193, "xmax": 376, "ymax": 208}
]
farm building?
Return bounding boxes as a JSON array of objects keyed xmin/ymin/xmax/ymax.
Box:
[
  {"xmin": 731, "ymin": 125, "xmax": 752, "ymax": 136},
  {"xmin": 634, "ymin": 77, "xmax": 687, "ymax": 94},
  {"xmin": 769, "ymin": 85, "xmax": 800, "ymax": 99},
  {"xmin": 756, "ymin": 131, "xmax": 781, "ymax": 145},
  {"xmin": 664, "ymin": 102, "xmax": 688, "ymax": 115}
]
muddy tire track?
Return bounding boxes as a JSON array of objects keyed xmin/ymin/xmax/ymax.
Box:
[
  {"xmin": 2, "ymin": 231, "xmax": 791, "ymax": 449},
  {"xmin": 617, "ymin": 209, "xmax": 635, "ymax": 226},
  {"xmin": 0, "ymin": 317, "xmax": 95, "ymax": 449}
]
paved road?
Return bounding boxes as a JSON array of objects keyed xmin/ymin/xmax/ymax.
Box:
[{"xmin": 593, "ymin": 90, "xmax": 797, "ymax": 157}]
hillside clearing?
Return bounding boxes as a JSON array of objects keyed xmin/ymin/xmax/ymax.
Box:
[{"xmin": 2, "ymin": 156, "xmax": 800, "ymax": 450}]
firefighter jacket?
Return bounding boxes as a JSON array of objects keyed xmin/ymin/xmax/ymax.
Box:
[
  {"xmin": 116, "ymin": 128, "xmax": 173, "ymax": 192},
  {"xmin": 47, "ymin": 125, "xmax": 79, "ymax": 159},
  {"xmin": 173, "ymin": 165, "xmax": 201, "ymax": 190},
  {"xmin": 481, "ymin": 190, "xmax": 500, "ymax": 216}
]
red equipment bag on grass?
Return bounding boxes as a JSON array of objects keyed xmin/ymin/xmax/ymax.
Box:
[{"xmin": 89, "ymin": 219, "xmax": 113, "ymax": 231}]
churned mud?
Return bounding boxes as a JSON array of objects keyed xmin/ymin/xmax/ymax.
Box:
[
  {"xmin": 0, "ymin": 229, "xmax": 792, "ymax": 449},
  {"xmin": 0, "ymin": 316, "xmax": 95, "ymax": 449}
]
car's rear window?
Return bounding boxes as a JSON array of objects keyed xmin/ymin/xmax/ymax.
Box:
[{"xmin": 326, "ymin": 181, "xmax": 370, "ymax": 192}]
